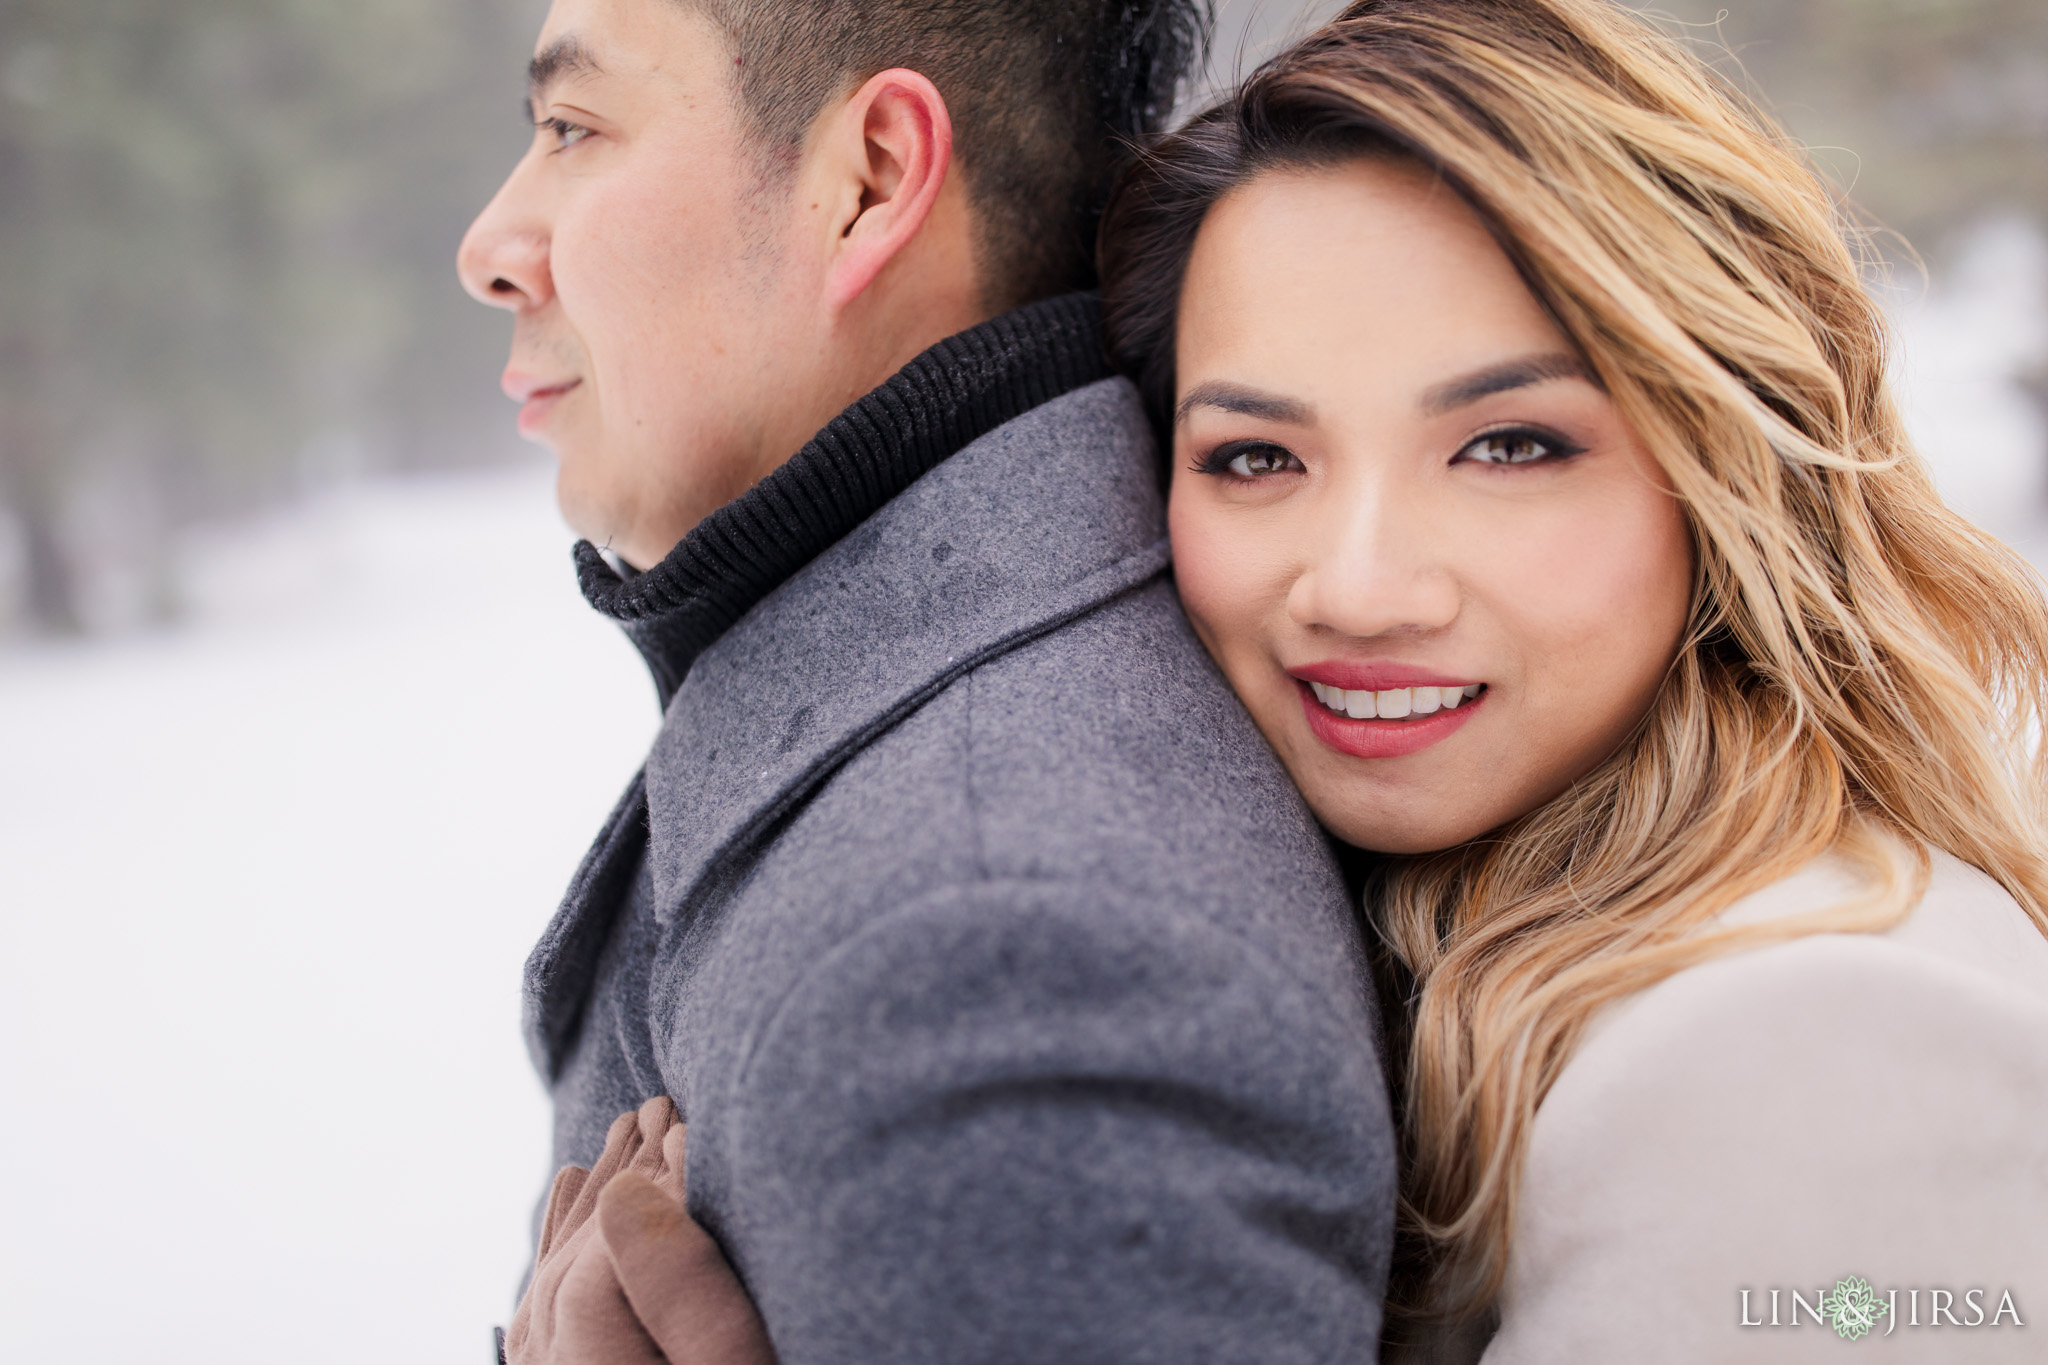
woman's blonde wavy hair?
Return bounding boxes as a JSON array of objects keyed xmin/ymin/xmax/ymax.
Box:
[{"xmin": 1101, "ymin": 0, "xmax": 2048, "ymax": 1332}]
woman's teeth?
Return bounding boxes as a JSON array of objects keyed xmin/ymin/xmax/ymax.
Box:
[{"xmin": 1307, "ymin": 681, "xmax": 1482, "ymax": 720}]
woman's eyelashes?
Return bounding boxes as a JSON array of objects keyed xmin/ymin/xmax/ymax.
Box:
[
  {"xmin": 1195, "ymin": 440, "xmax": 1304, "ymax": 479},
  {"xmin": 1454, "ymin": 425, "xmax": 1586, "ymax": 467},
  {"xmin": 1191, "ymin": 426, "xmax": 1585, "ymax": 479}
]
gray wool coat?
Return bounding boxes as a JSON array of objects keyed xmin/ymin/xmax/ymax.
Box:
[{"xmin": 526, "ymin": 375, "xmax": 1397, "ymax": 1363}]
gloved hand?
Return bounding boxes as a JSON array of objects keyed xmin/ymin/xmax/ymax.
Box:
[{"xmin": 505, "ymin": 1096, "xmax": 777, "ymax": 1365}]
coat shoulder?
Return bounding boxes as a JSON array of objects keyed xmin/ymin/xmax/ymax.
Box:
[
  {"xmin": 1488, "ymin": 852, "xmax": 2048, "ymax": 1362},
  {"xmin": 937, "ymin": 574, "xmax": 1370, "ymax": 1020}
]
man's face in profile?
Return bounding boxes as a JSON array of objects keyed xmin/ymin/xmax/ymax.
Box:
[{"xmin": 458, "ymin": 0, "xmax": 812, "ymax": 569}]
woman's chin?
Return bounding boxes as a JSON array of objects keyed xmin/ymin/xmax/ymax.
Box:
[{"xmin": 1309, "ymin": 791, "xmax": 1505, "ymax": 857}]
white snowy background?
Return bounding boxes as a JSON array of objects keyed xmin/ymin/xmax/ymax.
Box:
[{"xmin": 2, "ymin": 3, "xmax": 2045, "ymax": 1362}]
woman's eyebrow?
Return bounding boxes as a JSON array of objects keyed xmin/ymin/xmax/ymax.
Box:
[
  {"xmin": 1175, "ymin": 380, "xmax": 1315, "ymax": 427},
  {"xmin": 1419, "ymin": 353, "xmax": 1593, "ymax": 416}
]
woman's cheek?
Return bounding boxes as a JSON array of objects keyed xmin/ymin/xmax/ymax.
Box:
[
  {"xmin": 1562, "ymin": 477, "xmax": 1693, "ymax": 679},
  {"xmin": 1166, "ymin": 485, "xmax": 1241, "ymax": 651},
  {"xmin": 1481, "ymin": 477, "xmax": 1691, "ymax": 772}
]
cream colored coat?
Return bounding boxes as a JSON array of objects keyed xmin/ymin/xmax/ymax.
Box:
[{"xmin": 1478, "ymin": 849, "xmax": 2048, "ymax": 1362}]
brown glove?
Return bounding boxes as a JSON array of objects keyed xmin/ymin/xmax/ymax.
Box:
[{"xmin": 505, "ymin": 1097, "xmax": 778, "ymax": 1365}]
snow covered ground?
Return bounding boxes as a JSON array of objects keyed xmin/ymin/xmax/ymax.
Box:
[
  {"xmin": 0, "ymin": 468, "xmax": 657, "ymax": 1362},
  {"xmin": 0, "ymin": 223, "xmax": 2042, "ymax": 1364}
]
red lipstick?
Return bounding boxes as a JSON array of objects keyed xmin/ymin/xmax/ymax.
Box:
[
  {"xmin": 1292, "ymin": 662, "xmax": 1476, "ymax": 693},
  {"xmin": 1289, "ymin": 667, "xmax": 1486, "ymax": 760}
]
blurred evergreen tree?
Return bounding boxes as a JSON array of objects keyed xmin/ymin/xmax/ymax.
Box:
[
  {"xmin": 1655, "ymin": 0, "xmax": 2048, "ymax": 259},
  {"xmin": 1655, "ymin": 0, "xmax": 2048, "ymax": 483},
  {"xmin": 0, "ymin": 0, "xmax": 543, "ymax": 632}
]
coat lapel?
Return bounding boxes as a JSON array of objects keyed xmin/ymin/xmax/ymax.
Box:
[
  {"xmin": 643, "ymin": 377, "xmax": 1167, "ymax": 923},
  {"xmin": 521, "ymin": 769, "xmax": 650, "ymax": 1079}
]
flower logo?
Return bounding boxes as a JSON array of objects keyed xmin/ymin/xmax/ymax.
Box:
[{"xmin": 1820, "ymin": 1275, "xmax": 1889, "ymax": 1341}]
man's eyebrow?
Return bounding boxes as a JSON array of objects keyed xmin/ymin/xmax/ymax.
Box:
[
  {"xmin": 1174, "ymin": 381, "xmax": 1315, "ymax": 428},
  {"xmin": 527, "ymin": 36, "xmax": 601, "ymax": 113},
  {"xmin": 1419, "ymin": 353, "xmax": 1594, "ymax": 416}
]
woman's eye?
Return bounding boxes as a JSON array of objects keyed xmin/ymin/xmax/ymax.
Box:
[
  {"xmin": 1459, "ymin": 428, "xmax": 1581, "ymax": 466},
  {"xmin": 1203, "ymin": 442, "xmax": 1302, "ymax": 478}
]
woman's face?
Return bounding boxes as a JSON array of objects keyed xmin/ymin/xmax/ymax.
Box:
[{"xmin": 1170, "ymin": 158, "xmax": 1694, "ymax": 854}]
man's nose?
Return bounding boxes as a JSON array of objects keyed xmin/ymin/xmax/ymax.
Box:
[
  {"xmin": 457, "ymin": 158, "xmax": 553, "ymax": 312},
  {"xmin": 1286, "ymin": 480, "xmax": 1461, "ymax": 641}
]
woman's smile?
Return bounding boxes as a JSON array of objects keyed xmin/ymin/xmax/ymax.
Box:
[{"xmin": 1289, "ymin": 665, "xmax": 1487, "ymax": 759}]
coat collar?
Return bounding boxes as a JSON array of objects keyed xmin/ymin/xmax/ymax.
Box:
[
  {"xmin": 643, "ymin": 375, "xmax": 1167, "ymax": 922},
  {"xmin": 577, "ymin": 292, "xmax": 1114, "ymax": 706}
]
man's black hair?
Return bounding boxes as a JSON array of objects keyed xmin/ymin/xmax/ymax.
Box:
[{"xmin": 692, "ymin": 0, "xmax": 1214, "ymax": 310}]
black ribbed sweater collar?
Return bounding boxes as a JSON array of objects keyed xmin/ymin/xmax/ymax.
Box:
[{"xmin": 577, "ymin": 292, "xmax": 1112, "ymax": 704}]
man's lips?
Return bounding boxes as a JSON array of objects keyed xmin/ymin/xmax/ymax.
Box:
[
  {"xmin": 500, "ymin": 368, "xmax": 581, "ymax": 403},
  {"xmin": 503, "ymin": 372, "xmax": 582, "ymax": 437}
]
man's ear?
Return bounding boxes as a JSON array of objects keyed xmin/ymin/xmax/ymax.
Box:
[{"xmin": 819, "ymin": 68, "xmax": 954, "ymax": 311}]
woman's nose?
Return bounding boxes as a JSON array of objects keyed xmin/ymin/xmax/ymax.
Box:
[
  {"xmin": 1286, "ymin": 488, "xmax": 1461, "ymax": 641},
  {"xmin": 457, "ymin": 158, "xmax": 553, "ymax": 312}
]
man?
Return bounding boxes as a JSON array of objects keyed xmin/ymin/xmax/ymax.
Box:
[{"xmin": 457, "ymin": 0, "xmax": 1396, "ymax": 1359}]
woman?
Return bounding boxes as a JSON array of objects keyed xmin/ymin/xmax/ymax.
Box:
[
  {"xmin": 513, "ymin": 2, "xmax": 2048, "ymax": 1359},
  {"xmin": 1098, "ymin": 0, "xmax": 2048, "ymax": 1359}
]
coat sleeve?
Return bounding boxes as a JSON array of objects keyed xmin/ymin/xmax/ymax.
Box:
[
  {"xmin": 708, "ymin": 877, "xmax": 1396, "ymax": 1365},
  {"xmin": 1484, "ymin": 933, "xmax": 2048, "ymax": 1365}
]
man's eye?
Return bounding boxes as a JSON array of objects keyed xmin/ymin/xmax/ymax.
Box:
[
  {"xmin": 1200, "ymin": 442, "xmax": 1302, "ymax": 478},
  {"xmin": 540, "ymin": 117, "xmax": 593, "ymax": 149},
  {"xmin": 1459, "ymin": 428, "xmax": 1582, "ymax": 466}
]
